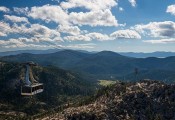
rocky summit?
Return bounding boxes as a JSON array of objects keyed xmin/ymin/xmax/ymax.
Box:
[{"xmin": 43, "ymin": 80, "xmax": 175, "ymax": 120}]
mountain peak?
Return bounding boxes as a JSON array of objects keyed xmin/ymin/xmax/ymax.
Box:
[{"xmin": 96, "ymin": 51, "xmax": 126, "ymax": 57}]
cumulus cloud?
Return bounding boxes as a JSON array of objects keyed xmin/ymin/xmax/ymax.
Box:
[
  {"xmin": 0, "ymin": 38, "xmax": 24, "ymax": 46},
  {"xmin": 0, "ymin": 38, "xmax": 40, "ymax": 49},
  {"xmin": 51, "ymin": 0, "xmax": 60, "ymax": 3},
  {"xmin": 143, "ymin": 38, "xmax": 175, "ymax": 44},
  {"xmin": 4, "ymin": 15, "xmax": 29, "ymax": 23},
  {"xmin": 0, "ymin": 21, "xmax": 62, "ymax": 43},
  {"xmin": 166, "ymin": 4, "xmax": 175, "ymax": 16},
  {"xmin": 28, "ymin": 5, "xmax": 69, "ymax": 25},
  {"xmin": 60, "ymin": 0, "xmax": 117, "ymax": 11},
  {"xmin": 64, "ymin": 32, "xmax": 111, "ymax": 41},
  {"xmin": 0, "ymin": 37, "xmax": 95, "ymax": 49},
  {"xmin": 110, "ymin": 29, "xmax": 141, "ymax": 39},
  {"xmin": 62, "ymin": 0, "xmax": 118, "ymax": 26},
  {"xmin": 0, "ymin": 1, "xmax": 143, "ymax": 50},
  {"xmin": 86, "ymin": 32, "xmax": 111, "ymax": 41},
  {"xmin": 58, "ymin": 25, "xmax": 80, "ymax": 35},
  {"xmin": 64, "ymin": 35, "xmax": 91, "ymax": 41},
  {"xmin": 12, "ymin": 23, "xmax": 62, "ymax": 42},
  {"xmin": 0, "ymin": 6, "xmax": 10, "ymax": 13},
  {"xmin": 64, "ymin": 30, "xmax": 141, "ymax": 42},
  {"xmin": 128, "ymin": 0, "xmax": 136, "ymax": 7},
  {"xmin": 133, "ymin": 21, "xmax": 175, "ymax": 38},
  {"xmin": 27, "ymin": 3, "xmax": 118, "ymax": 26},
  {"xmin": 0, "ymin": 32, "xmax": 6, "ymax": 36},
  {"xmin": 69, "ymin": 9, "xmax": 118, "ymax": 26},
  {"xmin": 13, "ymin": 7, "xmax": 29, "ymax": 15},
  {"xmin": 0, "ymin": 21, "xmax": 11, "ymax": 36},
  {"xmin": 0, "ymin": 38, "xmax": 57, "ymax": 48},
  {"xmin": 27, "ymin": 24, "xmax": 60, "ymax": 40}
]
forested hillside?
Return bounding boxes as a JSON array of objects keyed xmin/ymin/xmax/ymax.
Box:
[
  {"xmin": 0, "ymin": 61, "xmax": 94, "ymax": 119},
  {"xmin": 1, "ymin": 50, "xmax": 175, "ymax": 83}
]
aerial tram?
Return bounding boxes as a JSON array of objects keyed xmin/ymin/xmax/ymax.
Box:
[
  {"xmin": 21, "ymin": 62, "xmax": 44, "ymax": 96},
  {"xmin": 0, "ymin": 22, "xmax": 62, "ymax": 96}
]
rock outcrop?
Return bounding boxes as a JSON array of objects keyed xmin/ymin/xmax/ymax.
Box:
[{"xmin": 46, "ymin": 80, "xmax": 175, "ymax": 120}]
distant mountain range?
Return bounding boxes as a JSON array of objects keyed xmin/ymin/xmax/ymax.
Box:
[
  {"xmin": 119, "ymin": 51, "xmax": 175, "ymax": 58},
  {"xmin": 0, "ymin": 49, "xmax": 61, "ymax": 56},
  {"xmin": 0, "ymin": 49, "xmax": 175, "ymax": 58},
  {"xmin": 1, "ymin": 50, "xmax": 175, "ymax": 83}
]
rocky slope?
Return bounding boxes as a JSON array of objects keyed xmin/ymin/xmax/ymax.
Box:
[{"xmin": 44, "ymin": 80, "xmax": 175, "ymax": 120}]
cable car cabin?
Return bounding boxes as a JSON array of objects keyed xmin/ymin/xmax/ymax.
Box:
[{"xmin": 21, "ymin": 83, "xmax": 44, "ymax": 96}]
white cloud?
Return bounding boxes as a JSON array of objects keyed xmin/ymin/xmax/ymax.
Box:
[
  {"xmin": 13, "ymin": 7, "xmax": 29, "ymax": 15},
  {"xmin": 0, "ymin": 38, "xmax": 56, "ymax": 48},
  {"xmin": 27, "ymin": 24, "xmax": 61, "ymax": 40},
  {"xmin": 128, "ymin": 0, "xmax": 136, "ymax": 7},
  {"xmin": 4, "ymin": 15, "xmax": 29, "ymax": 23},
  {"xmin": 0, "ymin": 38, "xmax": 29, "ymax": 48},
  {"xmin": 133, "ymin": 21, "xmax": 175, "ymax": 38},
  {"xmin": 64, "ymin": 35, "xmax": 91, "ymax": 41},
  {"xmin": 12, "ymin": 23, "xmax": 62, "ymax": 42},
  {"xmin": 110, "ymin": 29, "xmax": 141, "ymax": 39},
  {"xmin": 0, "ymin": 21, "xmax": 11, "ymax": 36},
  {"xmin": 60, "ymin": 0, "xmax": 117, "ymax": 11},
  {"xmin": 0, "ymin": 38, "xmax": 95, "ymax": 49},
  {"xmin": 64, "ymin": 32, "xmax": 111, "ymax": 41},
  {"xmin": 0, "ymin": 27, "xmax": 64, "ymax": 49},
  {"xmin": 64, "ymin": 30, "xmax": 141, "ymax": 41},
  {"xmin": 86, "ymin": 32, "xmax": 111, "ymax": 41},
  {"xmin": 28, "ymin": 5, "xmax": 69, "ymax": 25},
  {"xmin": 51, "ymin": 0, "xmax": 60, "ymax": 3},
  {"xmin": 0, "ymin": 32, "xmax": 6, "ymax": 36},
  {"xmin": 62, "ymin": 0, "xmax": 119, "ymax": 27},
  {"xmin": 119, "ymin": 7, "xmax": 124, "ymax": 12},
  {"xmin": 58, "ymin": 25, "xmax": 80, "ymax": 35},
  {"xmin": 27, "ymin": 3, "xmax": 118, "ymax": 26},
  {"xmin": 166, "ymin": 4, "xmax": 175, "ymax": 16},
  {"xmin": 0, "ymin": 6, "xmax": 10, "ymax": 13},
  {"xmin": 143, "ymin": 38, "xmax": 175, "ymax": 44},
  {"xmin": 0, "ymin": 21, "xmax": 62, "ymax": 43},
  {"xmin": 69, "ymin": 9, "xmax": 118, "ymax": 26}
]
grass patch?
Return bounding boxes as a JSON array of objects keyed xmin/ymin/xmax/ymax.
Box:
[{"xmin": 98, "ymin": 80, "xmax": 116, "ymax": 87}]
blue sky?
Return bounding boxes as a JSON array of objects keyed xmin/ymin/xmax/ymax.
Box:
[{"xmin": 0, "ymin": 0, "xmax": 175, "ymax": 52}]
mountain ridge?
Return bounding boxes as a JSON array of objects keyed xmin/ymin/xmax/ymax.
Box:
[
  {"xmin": 45, "ymin": 80, "xmax": 175, "ymax": 120},
  {"xmin": 1, "ymin": 50, "xmax": 175, "ymax": 82},
  {"xmin": 1, "ymin": 49, "xmax": 175, "ymax": 58}
]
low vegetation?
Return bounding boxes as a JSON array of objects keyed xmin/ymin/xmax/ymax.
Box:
[
  {"xmin": 52, "ymin": 80, "xmax": 175, "ymax": 120},
  {"xmin": 98, "ymin": 80, "xmax": 116, "ymax": 87}
]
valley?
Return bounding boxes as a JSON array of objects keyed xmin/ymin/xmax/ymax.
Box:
[
  {"xmin": 1, "ymin": 50, "xmax": 175, "ymax": 83},
  {"xmin": 0, "ymin": 50, "xmax": 175, "ymax": 119}
]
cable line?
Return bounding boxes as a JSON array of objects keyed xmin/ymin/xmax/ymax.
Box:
[{"xmin": 0, "ymin": 22, "xmax": 63, "ymax": 50}]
